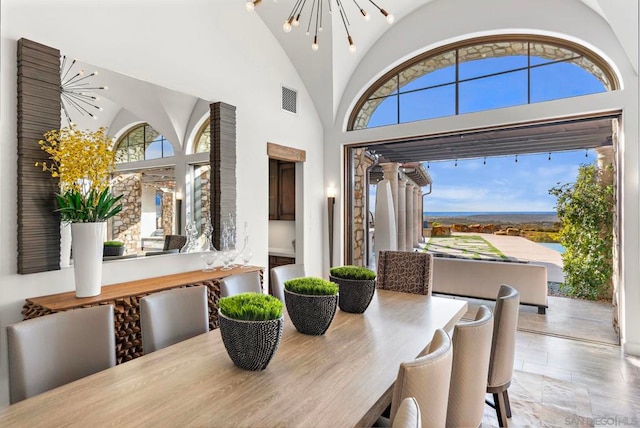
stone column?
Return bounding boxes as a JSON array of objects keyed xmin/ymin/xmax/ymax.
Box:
[
  {"xmin": 405, "ymin": 182, "xmax": 414, "ymax": 251},
  {"xmin": 595, "ymin": 146, "xmax": 614, "ymax": 185},
  {"xmin": 381, "ymin": 163, "xmax": 400, "ymax": 231},
  {"xmin": 397, "ymin": 179, "xmax": 407, "ymax": 251},
  {"xmin": 414, "ymin": 185, "xmax": 422, "ymax": 245}
]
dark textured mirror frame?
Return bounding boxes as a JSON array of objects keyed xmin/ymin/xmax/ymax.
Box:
[{"xmin": 16, "ymin": 38, "xmax": 236, "ymax": 274}]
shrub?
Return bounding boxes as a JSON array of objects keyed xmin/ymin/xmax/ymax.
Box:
[
  {"xmin": 219, "ymin": 293, "xmax": 283, "ymax": 321},
  {"xmin": 103, "ymin": 240, "xmax": 124, "ymax": 247},
  {"xmin": 330, "ymin": 265, "xmax": 376, "ymax": 281},
  {"xmin": 285, "ymin": 277, "xmax": 338, "ymax": 296},
  {"xmin": 549, "ymin": 164, "xmax": 613, "ymax": 300}
]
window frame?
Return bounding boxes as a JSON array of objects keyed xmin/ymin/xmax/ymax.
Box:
[
  {"xmin": 115, "ymin": 123, "xmax": 176, "ymax": 163},
  {"xmin": 347, "ymin": 35, "xmax": 619, "ymax": 131}
]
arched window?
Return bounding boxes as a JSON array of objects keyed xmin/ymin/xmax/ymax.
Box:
[
  {"xmin": 194, "ymin": 119, "xmax": 210, "ymax": 154},
  {"xmin": 349, "ymin": 36, "xmax": 618, "ymax": 130},
  {"xmin": 115, "ymin": 123, "xmax": 175, "ymax": 163}
]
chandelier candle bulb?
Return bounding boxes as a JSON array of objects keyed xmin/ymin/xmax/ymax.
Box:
[{"xmin": 256, "ymin": 0, "xmax": 391, "ymax": 51}]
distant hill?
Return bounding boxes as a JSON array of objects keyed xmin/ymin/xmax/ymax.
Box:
[{"xmin": 425, "ymin": 212, "xmax": 559, "ymax": 226}]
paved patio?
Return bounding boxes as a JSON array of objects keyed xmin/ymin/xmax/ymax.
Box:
[{"xmin": 429, "ymin": 232, "xmax": 619, "ymax": 345}]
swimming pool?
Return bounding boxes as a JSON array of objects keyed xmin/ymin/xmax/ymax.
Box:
[{"xmin": 538, "ymin": 242, "xmax": 565, "ymax": 254}]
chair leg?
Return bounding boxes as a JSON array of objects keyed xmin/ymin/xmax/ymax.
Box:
[
  {"xmin": 493, "ymin": 392, "xmax": 509, "ymax": 427},
  {"xmin": 503, "ymin": 390, "xmax": 512, "ymax": 418}
]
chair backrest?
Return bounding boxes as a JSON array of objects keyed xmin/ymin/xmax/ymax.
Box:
[
  {"xmin": 140, "ymin": 286, "xmax": 209, "ymax": 353},
  {"xmin": 446, "ymin": 305, "xmax": 494, "ymax": 428},
  {"xmin": 270, "ymin": 264, "xmax": 305, "ymax": 302},
  {"xmin": 7, "ymin": 305, "xmax": 116, "ymax": 404},
  {"xmin": 377, "ymin": 251, "xmax": 433, "ymax": 295},
  {"xmin": 392, "ymin": 397, "xmax": 422, "ymax": 428},
  {"xmin": 219, "ymin": 271, "xmax": 262, "ymax": 298},
  {"xmin": 390, "ymin": 329, "xmax": 452, "ymax": 428},
  {"xmin": 163, "ymin": 235, "xmax": 187, "ymax": 251},
  {"xmin": 488, "ymin": 284, "xmax": 520, "ymax": 388}
]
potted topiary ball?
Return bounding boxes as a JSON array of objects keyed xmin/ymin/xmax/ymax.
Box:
[
  {"xmin": 103, "ymin": 240, "xmax": 125, "ymax": 257},
  {"xmin": 218, "ymin": 292, "xmax": 284, "ymax": 371},
  {"xmin": 284, "ymin": 277, "xmax": 338, "ymax": 336},
  {"xmin": 330, "ymin": 265, "xmax": 377, "ymax": 314}
]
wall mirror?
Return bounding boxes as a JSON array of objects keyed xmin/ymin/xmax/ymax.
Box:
[{"xmin": 17, "ymin": 39, "xmax": 236, "ymax": 274}]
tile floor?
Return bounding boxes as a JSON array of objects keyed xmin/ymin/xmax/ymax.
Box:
[{"xmin": 481, "ymin": 331, "xmax": 640, "ymax": 427}]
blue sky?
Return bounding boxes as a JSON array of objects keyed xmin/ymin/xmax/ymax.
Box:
[
  {"xmin": 420, "ymin": 150, "xmax": 596, "ymax": 212},
  {"xmin": 369, "ymin": 150, "xmax": 596, "ymax": 213}
]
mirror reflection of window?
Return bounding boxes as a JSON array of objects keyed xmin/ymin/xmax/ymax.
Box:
[
  {"xmin": 115, "ymin": 124, "xmax": 175, "ymax": 163},
  {"xmin": 195, "ymin": 120, "xmax": 210, "ymax": 153}
]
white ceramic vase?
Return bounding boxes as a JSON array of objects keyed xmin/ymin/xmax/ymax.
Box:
[
  {"xmin": 60, "ymin": 222, "xmax": 72, "ymax": 268},
  {"xmin": 71, "ymin": 222, "xmax": 105, "ymax": 298}
]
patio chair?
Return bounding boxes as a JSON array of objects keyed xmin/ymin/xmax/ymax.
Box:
[{"xmin": 377, "ymin": 250, "xmax": 433, "ymax": 295}]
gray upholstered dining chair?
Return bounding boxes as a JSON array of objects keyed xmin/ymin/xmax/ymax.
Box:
[
  {"xmin": 7, "ymin": 305, "xmax": 116, "ymax": 404},
  {"xmin": 486, "ymin": 284, "xmax": 520, "ymax": 427},
  {"xmin": 219, "ymin": 271, "xmax": 263, "ymax": 298},
  {"xmin": 140, "ymin": 286, "xmax": 209, "ymax": 353},
  {"xmin": 391, "ymin": 397, "xmax": 422, "ymax": 428},
  {"xmin": 446, "ymin": 305, "xmax": 494, "ymax": 428},
  {"xmin": 387, "ymin": 329, "xmax": 453, "ymax": 428},
  {"xmin": 376, "ymin": 250, "xmax": 433, "ymax": 295},
  {"xmin": 270, "ymin": 264, "xmax": 305, "ymax": 302}
]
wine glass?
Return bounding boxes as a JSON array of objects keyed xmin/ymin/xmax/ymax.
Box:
[
  {"xmin": 241, "ymin": 247, "xmax": 253, "ymax": 267},
  {"xmin": 220, "ymin": 248, "xmax": 235, "ymax": 270},
  {"xmin": 201, "ymin": 249, "xmax": 217, "ymax": 272}
]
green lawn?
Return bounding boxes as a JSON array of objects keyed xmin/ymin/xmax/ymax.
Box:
[{"xmin": 425, "ymin": 235, "xmax": 508, "ymax": 260}]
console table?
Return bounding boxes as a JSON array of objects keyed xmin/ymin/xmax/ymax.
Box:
[{"xmin": 22, "ymin": 266, "xmax": 263, "ymax": 364}]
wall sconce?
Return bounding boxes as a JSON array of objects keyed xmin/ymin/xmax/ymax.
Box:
[
  {"xmin": 175, "ymin": 191, "xmax": 183, "ymax": 234},
  {"xmin": 327, "ymin": 185, "xmax": 337, "ymax": 267}
]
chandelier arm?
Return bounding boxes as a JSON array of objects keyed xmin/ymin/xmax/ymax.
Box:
[
  {"xmin": 60, "ymin": 56, "xmax": 76, "ymax": 83},
  {"xmin": 336, "ymin": 0, "xmax": 351, "ymax": 27},
  {"xmin": 62, "ymin": 93, "xmax": 96, "ymax": 118},
  {"xmin": 306, "ymin": 0, "xmax": 317, "ymax": 34}
]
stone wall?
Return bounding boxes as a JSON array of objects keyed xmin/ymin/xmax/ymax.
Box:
[
  {"xmin": 111, "ymin": 172, "xmax": 141, "ymax": 254},
  {"xmin": 352, "ymin": 149, "xmax": 375, "ymax": 266},
  {"xmin": 162, "ymin": 191, "xmax": 174, "ymax": 236}
]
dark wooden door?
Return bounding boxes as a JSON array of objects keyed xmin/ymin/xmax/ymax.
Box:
[
  {"xmin": 269, "ymin": 159, "xmax": 278, "ymax": 220},
  {"xmin": 278, "ymin": 162, "xmax": 295, "ymax": 220}
]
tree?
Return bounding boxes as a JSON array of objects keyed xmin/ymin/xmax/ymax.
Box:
[{"xmin": 549, "ymin": 163, "xmax": 613, "ymax": 300}]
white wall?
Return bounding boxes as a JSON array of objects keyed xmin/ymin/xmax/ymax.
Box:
[
  {"xmin": 269, "ymin": 220, "xmax": 296, "ymax": 253},
  {"xmin": 0, "ymin": 0, "xmax": 325, "ymax": 407},
  {"xmin": 325, "ymin": 0, "xmax": 639, "ymax": 352}
]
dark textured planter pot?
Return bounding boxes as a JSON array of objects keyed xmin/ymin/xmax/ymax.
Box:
[
  {"xmin": 218, "ymin": 311, "xmax": 284, "ymax": 371},
  {"xmin": 103, "ymin": 245, "xmax": 124, "ymax": 257},
  {"xmin": 330, "ymin": 276, "xmax": 376, "ymax": 314},
  {"xmin": 284, "ymin": 290, "xmax": 337, "ymax": 335}
]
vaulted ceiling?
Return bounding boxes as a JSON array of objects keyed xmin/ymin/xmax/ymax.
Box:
[{"xmin": 252, "ymin": 0, "xmax": 634, "ymax": 128}]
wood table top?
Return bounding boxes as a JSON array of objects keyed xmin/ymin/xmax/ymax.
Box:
[
  {"xmin": 25, "ymin": 266, "xmax": 263, "ymax": 310},
  {"xmin": 0, "ymin": 291, "xmax": 467, "ymax": 427}
]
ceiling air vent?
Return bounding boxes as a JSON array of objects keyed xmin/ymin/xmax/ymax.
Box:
[{"xmin": 281, "ymin": 85, "xmax": 298, "ymax": 115}]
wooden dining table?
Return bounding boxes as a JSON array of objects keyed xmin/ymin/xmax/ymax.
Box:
[{"xmin": 0, "ymin": 290, "xmax": 467, "ymax": 427}]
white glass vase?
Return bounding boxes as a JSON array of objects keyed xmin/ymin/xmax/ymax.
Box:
[{"xmin": 71, "ymin": 222, "xmax": 105, "ymax": 298}]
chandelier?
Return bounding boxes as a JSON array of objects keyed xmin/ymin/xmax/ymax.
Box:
[
  {"xmin": 246, "ymin": 0, "xmax": 394, "ymax": 53},
  {"xmin": 60, "ymin": 56, "xmax": 107, "ymax": 125}
]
